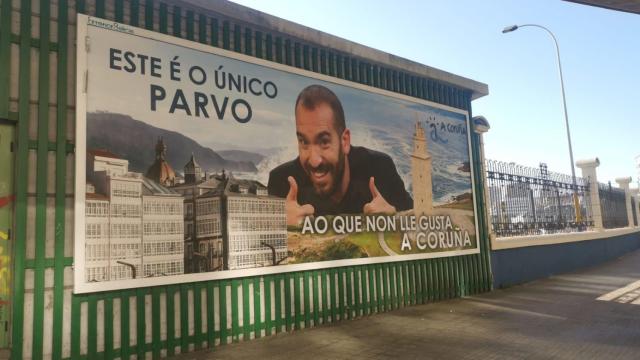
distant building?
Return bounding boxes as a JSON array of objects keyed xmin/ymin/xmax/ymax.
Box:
[{"xmin": 85, "ymin": 149, "xmax": 185, "ymax": 282}]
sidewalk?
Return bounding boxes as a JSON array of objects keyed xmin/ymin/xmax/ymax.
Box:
[{"xmin": 175, "ymin": 250, "xmax": 640, "ymax": 359}]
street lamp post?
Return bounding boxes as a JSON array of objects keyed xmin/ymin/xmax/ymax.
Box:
[{"xmin": 502, "ymin": 24, "xmax": 582, "ymax": 222}]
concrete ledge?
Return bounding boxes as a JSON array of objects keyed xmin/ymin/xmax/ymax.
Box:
[{"xmin": 491, "ymin": 227, "xmax": 640, "ymax": 250}]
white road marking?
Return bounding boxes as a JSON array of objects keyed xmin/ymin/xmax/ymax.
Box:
[{"xmin": 597, "ymin": 279, "xmax": 640, "ymax": 303}]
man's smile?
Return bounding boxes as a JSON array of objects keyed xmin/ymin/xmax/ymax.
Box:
[{"xmin": 310, "ymin": 168, "xmax": 329, "ymax": 181}]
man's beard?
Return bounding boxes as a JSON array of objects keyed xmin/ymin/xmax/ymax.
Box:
[{"xmin": 306, "ymin": 147, "xmax": 346, "ymax": 199}]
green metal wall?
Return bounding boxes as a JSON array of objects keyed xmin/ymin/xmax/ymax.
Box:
[{"xmin": 0, "ymin": 0, "xmax": 492, "ymax": 358}]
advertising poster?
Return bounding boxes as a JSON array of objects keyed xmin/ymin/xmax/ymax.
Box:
[{"xmin": 74, "ymin": 15, "xmax": 479, "ymax": 293}]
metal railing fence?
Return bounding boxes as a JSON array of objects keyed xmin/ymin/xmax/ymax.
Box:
[
  {"xmin": 486, "ymin": 160, "xmax": 593, "ymax": 237},
  {"xmin": 599, "ymin": 182, "xmax": 629, "ymax": 229}
]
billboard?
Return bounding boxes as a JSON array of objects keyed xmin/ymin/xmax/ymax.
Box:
[{"xmin": 74, "ymin": 14, "xmax": 479, "ymax": 293}]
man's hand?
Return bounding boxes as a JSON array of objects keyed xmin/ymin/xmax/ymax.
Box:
[
  {"xmin": 285, "ymin": 176, "xmax": 315, "ymax": 226},
  {"xmin": 363, "ymin": 177, "xmax": 396, "ymax": 215}
]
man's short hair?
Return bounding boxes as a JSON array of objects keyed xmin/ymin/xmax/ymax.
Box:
[{"xmin": 295, "ymin": 84, "xmax": 346, "ymax": 134}]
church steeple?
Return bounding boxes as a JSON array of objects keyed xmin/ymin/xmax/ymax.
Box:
[
  {"xmin": 155, "ymin": 137, "xmax": 167, "ymax": 160},
  {"xmin": 145, "ymin": 137, "xmax": 176, "ymax": 186}
]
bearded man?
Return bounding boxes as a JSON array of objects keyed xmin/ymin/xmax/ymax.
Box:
[{"xmin": 268, "ymin": 84, "xmax": 413, "ymax": 226}]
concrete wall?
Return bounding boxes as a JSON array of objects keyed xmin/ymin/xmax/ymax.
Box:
[{"xmin": 491, "ymin": 230, "xmax": 640, "ymax": 288}]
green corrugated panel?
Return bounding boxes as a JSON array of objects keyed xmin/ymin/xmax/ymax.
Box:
[
  {"xmin": 255, "ymin": 31, "xmax": 263, "ymax": 58},
  {"xmin": 284, "ymin": 39, "xmax": 292, "ymax": 66},
  {"xmin": 311, "ymin": 48, "xmax": 318, "ymax": 72},
  {"xmin": 242, "ymin": 278, "xmax": 250, "ymax": 340},
  {"xmin": 345, "ymin": 57, "xmax": 352, "ymax": 81},
  {"xmin": 320, "ymin": 271, "xmax": 329, "ymax": 324},
  {"xmin": 293, "ymin": 273, "xmax": 302, "ymax": 328},
  {"xmin": 211, "ymin": 18, "xmax": 219, "ymax": 47},
  {"xmin": 219, "ymin": 281, "xmax": 228, "ymax": 344},
  {"xmin": 198, "ymin": 14, "xmax": 207, "ymax": 44},
  {"xmin": 253, "ymin": 277, "xmax": 261, "ymax": 338},
  {"xmin": 302, "ymin": 45, "xmax": 309, "ymax": 70},
  {"xmin": 245, "ymin": 27, "xmax": 253, "ymax": 56},
  {"xmin": 222, "ymin": 21, "xmax": 230, "ymax": 50},
  {"xmin": 329, "ymin": 269, "xmax": 337, "ymax": 321},
  {"xmin": 180, "ymin": 285, "xmax": 189, "ymax": 350},
  {"xmin": 230, "ymin": 279, "xmax": 239, "ymax": 342},
  {"xmin": 96, "ymin": 0, "xmax": 105, "ymax": 17},
  {"xmin": 115, "ymin": 0, "xmax": 124, "ymax": 22},
  {"xmin": 159, "ymin": 3, "xmax": 168, "ymax": 34},
  {"xmin": 173, "ymin": 6, "xmax": 181, "ymax": 38},
  {"xmin": 344, "ymin": 268, "xmax": 351, "ymax": 319},
  {"xmin": 10, "ymin": 0, "xmax": 33, "ymax": 357},
  {"xmin": 283, "ymin": 273, "xmax": 292, "ymax": 330},
  {"xmin": 186, "ymin": 10, "xmax": 194, "ymax": 40},
  {"xmin": 0, "ymin": 0, "xmax": 11, "ymax": 117},
  {"xmin": 151, "ymin": 288, "xmax": 162, "ymax": 358},
  {"xmin": 396, "ymin": 263, "xmax": 404, "ymax": 308},
  {"xmin": 312, "ymin": 271, "xmax": 320, "ymax": 325},
  {"xmin": 120, "ymin": 292, "xmax": 131, "ymax": 359},
  {"xmin": 357, "ymin": 268, "xmax": 365, "ymax": 315},
  {"xmin": 294, "ymin": 43, "xmax": 301, "ymax": 69},
  {"xmin": 52, "ymin": 0, "xmax": 69, "ymax": 344},
  {"xmin": 265, "ymin": 34, "xmax": 272, "ymax": 61},
  {"xmin": 166, "ymin": 285, "xmax": 176, "ymax": 355},
  {"xmin": 350, "ymin": 58, "xmax": 358, "ymax": 83},
  {"xmin": 130, "ymin": 0, "xmax": 140, "ymax": 26},
  {"xmin": 328, "ymin": 53, "xmax": 336, "ymax": 77},
  {"xmin": 193, "ymin": 283, "xmax": 203, "ymax": 348},
  {"xmin": 336, "ymin": 54, "xmax": 344, "ymax": 79},
  {"xmin": 303, "ymin": 273, "xmax": 311, "ymax": 328},
  {"xmin": 104, "ymin": 297, "xmax": 114, "ymax": 359},
  {"xmin": 319, "ymin": 50, "xmax": 327, "ymax": 75},
  {"xmin": 0, "ymin": 120, "xmax": 13, "ymax": 347},
  {"xmin": 273, "ymin": 275, "xmax": 282, "ymax": 333},
  {"xmin": 136, "ymin": 289, "xmax": 146, "ymax": 358},
  {"xmin": 264, "ymin": 276, "xmax": 272, "ymax": 335},
  {"xmin": 381, "ymin": 265, "xmax": 389, "ymax": 311},
  {"xmin": 145, "ymin": 0, "xmax": 154, "ymax": 30},
  {"xmin": 274, "ymin": 37, "xmax": 282, "ymax": 63},
  {"xmin": 206, "ymin": 282, "xmax": 215, "ymax": 347},
  {"xmin": 31, "ymin": 1, "xmax": 51, "ymax": 357},
  {"xmin": 234, "ymin": 24, "xmax": 241, "ymax": 53},
  {"xmin": 87, "ymin": 296, "xmax": 97, "ymax": 358},
  {"xmin": 70, "ymin": 295, "xmax": 81, "ymax": 359}
]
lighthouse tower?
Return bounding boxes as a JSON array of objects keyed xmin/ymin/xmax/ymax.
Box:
[{"xmin": 411, "ymin": 120, "xmax": 433, "ymax": 216}]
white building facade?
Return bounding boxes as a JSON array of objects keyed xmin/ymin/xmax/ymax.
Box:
[
  {"xmin": 85, "ymin": 151, "xmax": 185, "ymax": 282},
  {"xmin": 226, "ymin": 185, "xmax": 287, "ymax": 270}
]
